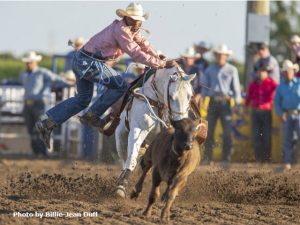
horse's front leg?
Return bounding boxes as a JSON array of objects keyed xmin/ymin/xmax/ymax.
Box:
[
  {"xmin": 115, "ymin": 112, "xmax": 129, "ymax": 165},
  {"xmin": 115, "ymin": 108, "xmax": 156, "ymax": 198}
]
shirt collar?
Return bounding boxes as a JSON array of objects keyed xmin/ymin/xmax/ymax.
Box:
[
  {"xmin": 284, "ymin": 77, "xmax": 297, "ymax": 85},
  {"xmin": 27, "ymin": 66, "xmax": 39, "ymax": 74}
]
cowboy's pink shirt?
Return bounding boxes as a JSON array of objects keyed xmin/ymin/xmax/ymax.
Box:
[{"xmin": 83, "ymin": 19, "xmax": 165, "ymax": 69}]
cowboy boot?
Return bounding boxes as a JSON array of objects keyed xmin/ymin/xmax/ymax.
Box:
[
  {"xmin": 35, "ymin": 115, "xmax": 56, "ymax": 149},
  {"xmin": 79, "ymin": 111, "xmax": 106, "ymax": 128},
  {"xmin": 115, "ymin": 169, "xmax": 132, "ymax": 198}
]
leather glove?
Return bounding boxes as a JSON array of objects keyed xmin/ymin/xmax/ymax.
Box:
[
  {"xmin": 164, "ymin": 60, "xmax": 177, "ymax": 68},
  {"xmin": 158, "ymin": 54, "xmax": 167, "ymax": 60}
]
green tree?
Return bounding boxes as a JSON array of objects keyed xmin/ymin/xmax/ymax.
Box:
[{"xmin": 270, "ymin": 1, "xmax": 300, "ymax": 62}]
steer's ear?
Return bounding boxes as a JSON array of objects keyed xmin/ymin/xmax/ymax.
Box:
[{"xmin": 182, "ymin": 73, "xmax": 196, "ymax": 81}]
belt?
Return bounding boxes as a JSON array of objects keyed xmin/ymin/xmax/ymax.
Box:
[
  {"xmin": 80, "ymin": 48, "xmax": 106, "ymax": 61},
  {"xmin": 211, "ymin": 95, "xmax": 230, "ymax": 103},
  {"xmin": 25, "ymin": 99, "xmax": 43, "ymax": 106},
  {"xmin": 284, "ymin": 109, "xmax": 300, "ymax": 115}
]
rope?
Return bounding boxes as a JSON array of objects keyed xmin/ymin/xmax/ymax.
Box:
[{"xmin": 133, "ymin": 89, "xmax": 169, "ymax": 129}]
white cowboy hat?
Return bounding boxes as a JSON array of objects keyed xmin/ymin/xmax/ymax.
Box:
[
  {"xmin": 22, "ymin": 51, "xmax": 42, "ymax": 63},
  {"xmin": 213, "ymin": 44, "xmax": 233, "ymax": 55},
  {"xmin": 291, "ymin": 35, "xmax": 300, "ymax": 44},
  {"xmin": 195, "ymin": 41, "xmax": 211, "ymax": 50},
  {"xmin": 282, "ymin": 59, "xmax": 299, "ymax": 72},
  {"xmin": 116, "ymin": 2, "xmax": 149, "ymax": 21},
  {"xmin": 181, "ymin": 47, "xmax": 201, "ymax": 58}
]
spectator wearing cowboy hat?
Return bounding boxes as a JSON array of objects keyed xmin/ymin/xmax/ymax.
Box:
[
  {"xmin": 245, "ymin": 63, "xmax": 278, "ymax": 163},
  {"xmin": 193, "ymin": 41, "xmax": 211, "ymax": 94},
  {"xmin": 253, "ymin": 42, "xmax": 280, "ymax": 83},
  {"xmin": 19, "ymin": 51, "xmax": 69, "ymax": 156},
  {"xmin": 178, "ymin": 47, "xmax": 202, "ymax": 106},
  {"xmin": 179, "ymin": 47, "xmax": 200, "ymax": 76},
  {"xmin": 201, "ymin": 44, "xmax": 241, "ymax": 166},
  {"xmin": 36, "ymin": 2, "xmax": 176, "ymax": 150},
  {"xmin": 290, "ymin": 34, "xmax": 300, "ymax": 78},
  {"xmin": 274, "ymin": 60, "xmax": 300, "ymax": 170}
]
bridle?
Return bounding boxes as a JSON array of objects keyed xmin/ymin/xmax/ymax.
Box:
[{"xmin": 151, "ymin": 65, "xmax": 194, "ymax": 121}]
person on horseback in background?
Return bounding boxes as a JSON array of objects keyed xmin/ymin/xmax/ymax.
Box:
[{"xmin": 36, "ymin": 2, "xmax": 176, "ymax": 148}]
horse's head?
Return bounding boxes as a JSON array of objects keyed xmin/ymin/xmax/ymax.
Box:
[{"xmin": 156, "ymin": 64, "xmax": 196, "ymax": 121}]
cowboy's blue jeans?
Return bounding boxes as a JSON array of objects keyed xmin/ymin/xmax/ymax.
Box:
[
  {"xmin": 47, "ymin": 51, "xmax": 127, "ymax": 125},
  {"xmin": 204, "ymin": 99, "xmax": 232, "ymax": 162},
  {"xmin": 282, "ymin": 113, "xmax": 300, "ymax": 164}
]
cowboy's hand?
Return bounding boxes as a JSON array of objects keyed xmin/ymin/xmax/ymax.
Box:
[
  {"xmin": 158, "ymin": 54, "xmax": 167, "ymax": 60},
  {"xmin": 281, "ymin": 112, "xmax": 287, "ymax": 122},
  {"xmin": 164, "ymin": 60, "xmax": 177, "ymax": 68}
]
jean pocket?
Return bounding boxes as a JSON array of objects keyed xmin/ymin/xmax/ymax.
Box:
[{"xmin": 73, "ymin": 54, "xmax": 94, "ymax": 79}]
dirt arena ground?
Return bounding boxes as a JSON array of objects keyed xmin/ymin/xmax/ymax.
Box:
[{"xmin": 0, "ymin": 159, "xmax": 299, "ymax": 225}]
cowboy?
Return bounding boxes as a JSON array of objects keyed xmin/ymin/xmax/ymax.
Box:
[
  {"xmin": 178, "ymin": 47, "xmax": 202, "ymax": 106},
  {"xmin": 194, "ymin": 41, "xmax": 210, "ymax": 70},
  {"xmin": 274, "ymin": 60, "xmax": 300, "ymax": 171},
  {"xmin": 35, "ymin": 2, "xmax": 176, "ymax": 148},
  {"xmin": 178, "ymin": 47, "xmax": 200, "ymax": 77},
  {"xmin": 194, "ymin": 41, "xmax": 211, "ymax": 111},
  {"xmin": 253, "ymin": 42, "xmax": 280, "ymax": 83},
  {"xmin": 201, "ymin": 44, "xmax": 241, "ymax": 166},
  {"xmin": 245, "ymin": 63, "xmax": 278, "ymax": 163},
  {"xmin": 19, "ymin": 51, "xmax": 70, "ymax": 156},
  {"xmin": 290, "ymin": 34, "xmax": 300, "ymax": 78}
]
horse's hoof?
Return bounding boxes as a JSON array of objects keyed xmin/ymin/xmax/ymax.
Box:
[{"xmin": 115, "ymin": 185, "xmax": 126, "ymax": 198}]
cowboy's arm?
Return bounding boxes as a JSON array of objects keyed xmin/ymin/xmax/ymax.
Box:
[
  {"xmin": 43, "ymin": 69, "xmax": 70, "ymax": 86},
  {"xmin": 270, "ymin": 58, "xmax": 280, "ymax": 83},
  {"xmin": 115, "ymin": 27, "xmax": 165, "ymax": 69},
  {"xmin": 134, "ymin": 32, "xmax": 158, "ymax": 57},
  {"xmin": 232, "ymin": 67, "xmax": 242, "ymax": 105}
]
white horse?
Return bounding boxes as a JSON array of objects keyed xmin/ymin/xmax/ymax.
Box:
[{"xmin": 115, "ymin": 65, "xmax": 196, "ymax": 197}]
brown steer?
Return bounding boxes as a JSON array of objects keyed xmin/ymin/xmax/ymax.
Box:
[{"xmin": 130, "ymin": 118, "xmax": 202, "ymax": 222}]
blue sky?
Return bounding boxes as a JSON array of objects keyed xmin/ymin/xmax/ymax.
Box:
[{"xmin": 0, "ymin": 1, "xmax": 246, "ymax": 61}]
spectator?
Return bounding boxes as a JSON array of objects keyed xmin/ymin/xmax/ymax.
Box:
[
  {"xmin": 201, "ymin": 44, "xmax": 241, "ymax": 166},
  {"xmin": 245, "ymin": 64, "xmax": 278, "ymax": 163},
  {"xmin": 178, "ymin": 47, "xmax": 202, "ymax": 105},
  {"xmin": 179, "ymin": 47, "xmax": 200, "ymax": 75},
  {"xmin": 253, "ymin": 42, "xmax": 280, "ymax": 83},
  {"xmin": 290, "ymin": 34, "xmax": 300, "ymax": 78},
  {"xmin": 36, "ymin": 2, "xmax": 175, "ymax": 150},
  {"xmin": 194, "ymin": 41, "xmax": 210, "ymax": 71},
  {"xmin": 64, "ymin": 37, "xmax": 84, "ymax": 72},
  {"xmin": 193, "ymin": 41, "xmax": 211, "ymax": 94},
  {"xmin": 274, "ymin": 60, "xmax": 300, "ymax": 170},
  {"xmin": 20, "ymin": 51, "xmax": 70, "ymax": 156}
]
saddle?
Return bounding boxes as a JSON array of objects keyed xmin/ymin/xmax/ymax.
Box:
[{"xmin": 99, "ymin": 68, "xmax": 156, "ymax": 136}]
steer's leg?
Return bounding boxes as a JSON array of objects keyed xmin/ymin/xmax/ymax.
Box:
[
  {"xmin": 161, "ymin": 175, "xmax": 188, "ymax": 222},
  {"xmin": 143, "ymin": 167, "xmax": 161, "ymax": 218}
]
